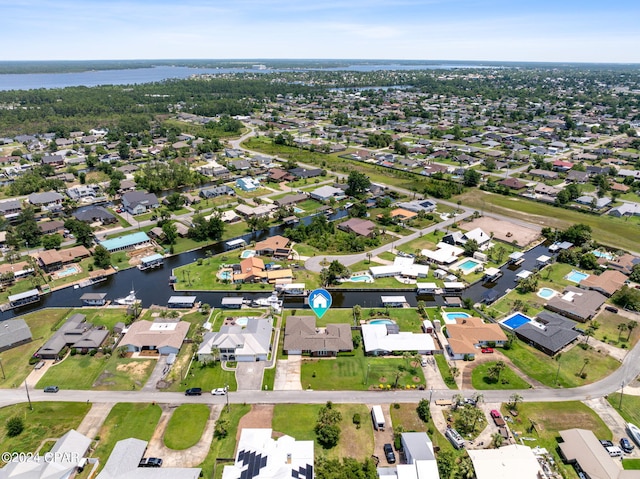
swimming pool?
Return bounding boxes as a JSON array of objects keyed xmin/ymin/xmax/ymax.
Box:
[
  {"xmin": 592, "ymin": 250, "xmax": 614, "ymax": 260},
  {"xmin": 502, "ymin": 312, "xmax": 533, "ymax": 330},
  {"xmin": 293, "ymin": 207, "xmax": 304, "ymax": 213},
  {"xmin": 219, "ymin": 270, "xmax": 232, "ymax": 280},
  {"xmin": 443, "ymin": 312, "xmax": 471, "ymax": 324},
  {"xmin": 457, "ymin": 259, "xmax": 481, "ymax": 274},
  {"xmin": 240, "ymin": 250, "xmax": 256, "ymax": 259},
  {"xmin": 234, "ymin": 316, "xmax": 258, "ymax": 326},
  {"xmin": 537, "ymin": 287, "xmax": 558, "ymax": 300},
  {"xmin": 57, "ymin": 266, "xmax": 79, "ymax": 277},
  {"xmin": 566, "ymin": 270, "xmax": 590, "ymax": 283},
  {"xmin": 369, "ymin": 319, "xmax": 395, "ymax": 325},
  {"xmin": 350, "ymin": 274, "xmax": 373, "ymax": 282}
]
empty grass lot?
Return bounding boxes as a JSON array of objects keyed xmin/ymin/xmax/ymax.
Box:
[
  {"xmin": 164, "ymin": 404, "xmax": 210, "ymax": 450},
  {"xmin": 167, "ymin": 349, "xmax": 237, "ymax": 392},
  {"xmin": 457, "ymin": 190, "xmax": 640, "ymax": 253},
  {"xmin": 505, "ymin": 402, "xmax": 611, "ymax": 479},
  {"xmin": 501, "ymin": 340, "xmax": 620, "ymax": 388},
  {"xmin": 0, "ymin": 402, "xmax": 90, "ymax": 454},
  {"xmin": 92, "ymin": 403, "xmax": 162, "ymax": 471},
  {"xmin": 389, "ymin": 403, "xmax": 458, "ymax": 455},
  {"xmin": 470, "ymin": 362, "xmax": 531, "ymax": 390},
  {"xmin": 590, "ymin": 312, "xmax": 640, "ymax": 348},
  {"xmin": 272, "ymin": 403, "xmax": 374, "ymax": 459},
  {"xmin": 0, "ymin": 308, "xmax": 71, "ymax": 389},
  {"xmin": 607, "ymin": 393, "xmax": 640, "ymax": 426}
]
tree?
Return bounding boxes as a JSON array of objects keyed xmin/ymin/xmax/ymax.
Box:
[
  {"xmin": 320, "ymin": 261, "xmax": 350, "ymax": 286},
  {"xmin": 509, "ymin": 393, "xmax": 523, "ymax": 409},
  {"xmin": 352, "ymin": 304, "xmax": 362, "ymax": 322},
  {"xmin": 93, "ymin": 245, "xmax": 112, "ymax": 269},
  {"xmin": 164, "ymin": 192, "xmax": 186, "ymax": 211},
  {"xmin": 64, "ymin": 218, "xmax": 94, "ymax": 247},
  {"xmin": 491, "ymin": 432, "xmax": 504, "ymax": 448},
  {"xmin": 612, "ymin": 286, "xmax": 640, "ymax": 312},
  {"xmin": 487, "ymin": 361, "xmax": 506, "ymax": 383},
  {"xmin": 579, "ymin": 253, "xmax": 599, "ymax": 270},
  {"xmin": 455, "ymin": 456, "xmax": 476, "ymax": 479},
  {"xmin": 463, "ymin": 168, "xmax": 481, "ymax": 187},
  {"xmin": 315, "ymin": 401, "xmax": 342, "ymax": 449},
  {"xmin": 436, "ymin": 450, "xmax": 457, "ymax": 479},
  {"xmin": 162, "ymin": 221, "xmax": 178, "ymax": 245},
  {"xmin": 462, "ymin": 239, "xmax": 479, "ymax": 257},
  {"xmin": 455, "ymin": 405, "xmax": 485, "ymax": 435},
  {"xmin": 627, "ymin": 321, "xmax": 637, "ymax": 341},
  {"xmin": 618, "ymin": 323, "xmax": 628, "ymax": 342},
  {"xmin": 41, "ymin": 234, "xmax": 63, "ymax": 250},
  {"xmin": 15, "ymin": 207, "xmax": 42, "ymax": 247},
  {"xmin": 6, "ymin": 417, "xmax": 24, "ymax": 437},
  {"xmin": 345, "ymin": 171, "xmax": 371, "ymax": 198},
  {"xmin": 416, "ymin": 399, "xmax": 431, "ymax": 422}
]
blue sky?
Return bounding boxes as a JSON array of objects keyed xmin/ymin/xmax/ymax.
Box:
[{"xmin": 3, "ymin": 0, "xmax": 640, "ymax": 62}]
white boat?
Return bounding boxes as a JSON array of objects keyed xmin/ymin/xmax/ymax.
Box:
[
  {"xmin": 252, "ymin": 293, "xmax": 282, "ymax": 312},
  {"xmin": 627, "ymin": 423, "xmax": 640, "ymax": 447},
  {"xmin": 115, "ymin": 290, "xmax": 138, "ymax": 306}
]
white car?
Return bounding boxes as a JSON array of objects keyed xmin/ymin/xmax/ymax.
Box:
[{"xmin": 211, "ymin": 388, "xmax": 227, "ymax": 395}]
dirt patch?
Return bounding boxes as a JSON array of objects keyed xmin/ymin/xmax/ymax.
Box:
[
  {"xmin": 116, "ymin": 360, "xmax": 153, "ymax": 379},
  {"xmin": 236, "ymin": 405, "xmax": 274, "ymax": 439},
  {"xmin": 463, "ymin": 216, "xmax": 541, "ymax": 247}
]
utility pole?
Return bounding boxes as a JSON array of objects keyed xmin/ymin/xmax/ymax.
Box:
[
  {"xmin": 24, "ymin": 381, "xmax": 32, "ymax": 410},
  {"xmin": 429, "ymin": 386, "xmax": 434, "ymax": 406},
  {"xmin": 619, "ymin": 382, "xmax": 625, "ymax": 410},
  {"xmin": 0, "ymin": 357, "xmax": 5, "ymax": 380},
  {"xmin": 225, "ymin": 384, "xmax": 230, "ymax": 413}
]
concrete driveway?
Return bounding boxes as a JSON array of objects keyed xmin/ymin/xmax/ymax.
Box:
[
  {"xmin": 236, "ymin": 362, "xmax": 265, "ymax": 391},
  {"xmin": 273, "ymin": 356, "xmax": 302, "ymax": 391}
]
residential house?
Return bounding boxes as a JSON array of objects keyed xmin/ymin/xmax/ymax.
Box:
[
  {"xmin": 235, "ymin": 203, "xmax": 276, "ymax": 219},
  {"xmin": 511, "ymin": 311, "xmax": 580, "ymax": 356},
  {"xmin": 236, "ymin": 177, "xmax": 260, "ymax": 191},
  {"xmin": 608, "ymin": 203, "xmax": 640, "ymax": 217},
  {"xmin": 73, "ymin": 206, "xmax": 117, "ymax": 224},
  {"xmin": 37, "ymin": 245, "xmax": 91, "ymax": 272},
  {"xmin": 566, "ymin": 170, "xmax": 589, "ymax": 183},
  {"xmin": 534, "ymin": 183, "xmax": 560, "ymax": 197},
  {"xmin": 234, "ymin": 257, "xmax": 266, "ymax": 283},
  {"xmin": 361, "ymin": 323, "xmax": 436, "ymax": 356},
  {"xmin": 288, "ymin": 167, "xmax": 324, "ymax": 179},
  {"xmin": 28, "ymin": 191, "xmax": 64, "ymax": 210},
  {"xmin": 607, "ymin": 253, "xmax": 640, "ymax": 275},
  {"xmin": 121, "ymin": 191, "xmax": 159, "ymax": 215},
  {"xmin": 0, "ymin": 318, "xmax": 32, "ymax": 352},
  {"xmin": 229, "ymin": 158, "xmax": 251, "ymax": 171},
  {"xmin": 498, "ymin": 177, "xmax": 527, "ymax": 190},
  {"xmin": 337, "ymin": 218, "xmax": 377, "ymax": 237},
  {"xmin": 575, "ymin": 195, "xmax": 611, "ymax": 209},
  {"xmin": 38, "ymin": 220, "xmax": 65, "ymax": 235},
  {"xmin": 379, "ymin": 432, "xmax": 440, "ymax": 479},
  {"xmin": 443, "ymin": 227, "xmax": 491, "ymax": 248},
  {"xmin": 99, "ymin": 231, "xmax": 152, "ymax": 252},
  {"xmin": 255, "ymin": 235, "xmax": 291, "ymax": 258},
  {"xmin": 283, "ymin": 316, "xmax": 353, "ymax": 356},
  {"xmin": 467, "ymin": 445, "xmax": 548, "ymax": 479},
  {"xmin": 221, "ymin": 429, "xmax": 313, "ymax": 479},
  {"xmin": 41, "ymin": 154, "xmax": 65, "ymax": 167},
  {"xmin": 120, "ymin": 319, "xmax": 190, "ymax": 355},
  {"xmin": 267, "ymin": 168, "xmax": 296, "ymax": 182},
  {"xmin": 529, "ymin": 169, "xmax": 558, "ymax": 180},
  {"xmin": 274, "ymin": 193, "xmax": 307, "ymax": 207},
  {"xmin": 396, "ymin": 199, "xmax": 437, "ymax": 213},
  {"xmin": 579, "ymin": 270, "xmax": 627, "ymax": 297},
  {"xmin": 445, "ymin": 317, "xmax": 507, "ymax": 360},
  {"xmin": 199, "ymin": 185, "xmax": 236, "ymax": 199},
  {"xmin": 545, "ymin": 286, "xmax": 606, "ymax": 322},
  {"xmin": 200, "ymin": 317, "xmax": 272, "ymax": 362},
  {"xmin": 66, "ymin": 185, "xmax": 101, "ymax": 201},
  {"xmin": 558, "ymin": 429, "xmax": 630, "ymax": 479},
  {"xmin": 0, "ymin": 199, "xmax": 22, "ymax": 218},
  {"xmin": 36, "ymin": 313, "xmax": 108, "ymax": 359},
  {"xmin": 309, "ymin": 185, "xmax": 344, "ymax": 201}
]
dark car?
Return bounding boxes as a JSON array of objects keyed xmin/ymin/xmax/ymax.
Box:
[
  {"xmin": 44, "ymin": 386, "xmax": 59, "ymax": 393},
  {"xmin": 620, "ymin": 437, "xmax": 634, "ymax": 453},
  {"xmin": 185, "ymin": 388, "xmax": 202, "ymax": 396},
  {"xmin": 383, "ymin": 443, "xmax": 396, "ymax": 464},
  {"xmin": 139, "ymin": 457, "xmax": 163, "ymax": 468},
  {"xmin": 600, "ymin": 439, "xmax": 614, "ymax": 448}
]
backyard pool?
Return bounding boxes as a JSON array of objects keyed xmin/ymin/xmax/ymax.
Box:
[
  {"xmin": 233, "ymin": 317, "xmax": 258, "ymax": 326},
  {"xmin": 293, "ymin": 207, "xmax": 304, "ymax": 214},
  {"xmin": 219, "ymin": 270, "xmax": 232, "ymax": 280},
  {"xmin": 240, "ymin": 250, "xmax": 256, "ymax": 259},
  {"xmin": 369, "ymin": 319, "xmax": 396, "ymax": 325},
  {"xmin": 501, "ymin": 312, "xmax": 533, "ymax": 330},
  {"xmin": 592, "ymin": 250, "xmax": 614, "ymax": 260},
  {"xmin": 537, "ymin": 287, "xmax": 558, "ymax": 300},
  {"xmin": 349, "ymin": 274, "xmax": 373, "ymax": 283},
  {"xmin": 57, "ymin": 266, "xmax": 79, "ymax": 277},
  {"xmin": 456, "ymin": 259, "xmax": 482, "ymax": 274},
  {"xmin": 443, "ymin": 312, "xmax": 471, "ymax": 324},
  {"xmin": 566, "ymin": 270, "xmax": 590, "ymax": 283}
]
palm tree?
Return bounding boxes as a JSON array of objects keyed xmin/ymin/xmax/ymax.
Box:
[
  {"xmin": 491, "ymin": 432, "xmax": 504, "ymax": 448},
  {"xmin": 579, "ymin": 358, "xmax": 590, "ymax": 377},
  {"xmin": 472, "ymin": 392, "xmax": 484, "ymax": 406},
  {"xmin": 455, "ymin": 456, "xmax": 476, "ymax": 479},
  {"xmin": 488, "ymin": 361, "xmax": 506, "ymax": 383},
  {"xmin": 352, "ymin": 305, "xmax": 362, "ymax": 323},
  {"xmin": 618, "ymin": 323, "xmax": 628, "ymax": 341},
  {"xmin": 509, "ymin": 393, "xmax": 523, "ymax": 410},
  {"xmin": 584, "ymin": 326, "xmax": 595, "ymax": 345},
  {"xmin": 627, "ymin": 321, "xmax": 638, "ymax": 341}
]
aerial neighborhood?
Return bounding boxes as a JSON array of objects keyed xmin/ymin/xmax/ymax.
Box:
[{"xmin": 0, "ymin": 63, "xmax": 640, "ymax": 479}]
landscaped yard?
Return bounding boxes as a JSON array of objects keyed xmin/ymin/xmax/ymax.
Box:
[
  {"xmin": 503, "ymin": 401, "xmax": 611, "ymax": 479},
  {"xmin": 501, "ymin": 339, "xmax": 620, "ymax": 388},
  {"xmin": 0, "ymin": 308, "xmax": 71, "ymax": 389},
  {"xmin": 272, "ymin": 403, "xmax": 374, "ymax": 459},
  {"xmin": 435, "ymin": 354, "xmax": 458, "ymax": 389},
  {"xmin": 470, "ymin": 361, "xmax": 531, "ymax": 390},
  {"xmin": 92, "ymin": 403, "xmax": 162, "ymax": 472},
  {"xmin": 0, "ymin": 402, "xmax": 90, "ymax": 454},
  {"xmin": 166, "ymin": 347, "xmax": 237, "ymax": 392},
  {"xmin": 164, "ymin": 404, "xmax": 210, "ymax": 450}
]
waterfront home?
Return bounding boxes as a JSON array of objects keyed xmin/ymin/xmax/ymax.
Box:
[
  {"xmin": 446, "ymin": 317, "xmax": 507, "ymax": 360},
  {"xmin": 120, "ymin": 319, "xmax": 190, "ymax": 356},
  {"xmin": 283, "ymin": 316, "xmax": 353, "ymax": 356}
]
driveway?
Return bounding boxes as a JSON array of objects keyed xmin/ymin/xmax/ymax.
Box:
[
  {"xmin": 142, "ymin": 355, "xmax": 168, "ymax": 391},
  {"xmin": 236, "ymin": 362, "xmax": 266, "ymax": 391},
  {"xmin": 76, "ymin": 402, "xmax": 115, "ymax": 440},
  {"xmin": 273, "ymin": 356, "xmax": 302, "ymax": 391},
  {"xmin": 584, "ymin": 397, "xmax": 640, "ymax": 458}
]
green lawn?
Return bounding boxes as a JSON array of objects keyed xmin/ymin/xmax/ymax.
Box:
[
  {"xmin": 92, "ymin": 403, "xmax": 162, "ymax": 470},
  {"xmin": 166, "ymin": 349, "xmax": 237, "ymax": 392},
  {"xmin": 0, "ymin": 308, "xmax": 71, "ymax": 389},
  {"xmin": 272, "ymin": 403, "xmax": 374, "ymax": 459},
  {"xmin": 501, "ymin": 339, "xmax": 620, "ymax": 388},
  {"xmin": 301, "ymin": 343, "xmax": 426, "ymax": 391},
  {"xmin": 457, "ymin": 190, "xmax": 640, "ymax": 253},
  {"xmin": 164, "ymin": 404, "xmax": 210, "ymax": 450},
  {"xmin": 262, "ymin": 366, "xmax": 276, "ymax": 391},
  {"xmin": 390, "ymin": 402, "xmax": 459, "ymax": 455},
  {"xmin": 72, "ymin": 308, "xmax": 128, "ymax": 330},
  {"xmin": 623, "ymin": 459, "xmax": 640, "ymax": 470},
  {"xmin": 0, "ymin": 402, "xmax": 90, "ymax": 454},
  {"xmin": 607, "ymin": 394, "xmax": 640, "ymax": 426},
  {"xmin": 590, "ymin": 312, "xmax": 640, "ymax": 348},
  {"xmin": 470, "ymin": 362, "xmax": 531, "ymax": 389},
  {"xmin": 199, "ymin": 404, "xmax": 250, "ymax": 479},
  {"xmin": 435, "ymin": 354, "xmax": 458, "ymax": 389},
  {"xmin": 506, "ymin": 402, "xmax": 611, "ymax": 479}
]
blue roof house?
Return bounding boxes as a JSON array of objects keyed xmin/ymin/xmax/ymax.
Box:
[{"xmin": 236, "ymin": 177, "xmax": 260, "ymax": 192}]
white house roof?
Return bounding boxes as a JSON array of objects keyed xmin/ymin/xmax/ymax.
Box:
[
  {"xmin": 421, "ymin": 242, "xmax": 464, "ymax": 264},
  {"xmin": 362, "ymin": 324, "xmax": 435, "ymax": 354},
  {"xmin": 467, "ymin": 445, "xmax": 544, "ymax": 479}
]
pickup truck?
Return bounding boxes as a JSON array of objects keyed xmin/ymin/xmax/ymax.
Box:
[{"xmin": 490, "ymin": 409, "xmax": 506, "ymax": 427}]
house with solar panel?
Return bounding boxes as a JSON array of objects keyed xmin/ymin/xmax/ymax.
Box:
[{"xmin": 222, "ymin": 428, "xmax": 313, "ymax": 479}]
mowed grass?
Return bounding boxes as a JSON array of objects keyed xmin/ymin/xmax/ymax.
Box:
[
  {"xmin": 457, "ymin": 190, "xmax": 640, "ymax": 253},
  {"xmin": 0, "ymin": 308, "xmax": 71, "ymax": 389},
  {"xmin": 590, "ymin": 312, "xmax": 640, "ymax": 348},
  {"xmin": 390, "ymin": 403, "xmax": 458, "ymax": 455},
  {"xmin": 71, "ymin": 309, "xmax": 128, "ymax": 330},
  {"xmin": 164, "ymin": 404, "xmax": 210, "ymax": 450},
  {"xmin": 501, "ymin": 339, "xmax": 620, "ymax": 388},
  {"xmin": 92, "ymin": 403, "xmax": 162, "ymax": 471},
  {"xmin": 623, "ymin": 459, "xmax": 640, "ymax": 470},
  {"xmin": 272, "ymin": 403, "xmax": 373, "ymax": 459},
  {"xmin": 167, "ymin": 350, "xmax": 237, "ymax": 392},
  {"xmin": 607, "ymin": 394, "xmax": 640, "ymax": 426},
  {"xmin": 35, "ymin": 354, "xmax": 155, "ymax": 390},
  {"xmin": 470, "ymin": 362, "xmax": 531, "ymax": 390},
  {"xmin": 435, "ymin": 353, "xmax": 458, "ymax": 389},
  {"xmin": 199, "ymin": 404, "xmax": 251, "ymax": 479},
  {"xmin": 0, "ymin": 402, "xmax": 90, "ymax": 454},
  {"xmin": 505, "ymin": 402, "xmax": 611, "ymax": 479}
]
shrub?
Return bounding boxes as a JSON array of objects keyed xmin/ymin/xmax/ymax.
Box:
[
  {"xmin": 6, "ymin": 417, "xmax": 24, "ymax": 437},
  {"xmin": 28, "ymin": 356, "xmax": 40, "ymax": 365},
  {"xmin": 70, "ymin": 348, "xmax": 77, "ymax": 356},
  {"xmin": 416, "ymin": 399, "xmax": 431, "ymax": 422},
  {"xmin": 352, "ymin": 413, "xmax": 361, "ymax": 428},
  {"xmin": 214, "ymin": 417, "xmax": 230, "ymax": 438},
  {"xmin": 89, "ymin": 349, "xmax": 97, "ymax": 356}
]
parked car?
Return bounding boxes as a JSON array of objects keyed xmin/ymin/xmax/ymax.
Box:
[
  {"xmin": 600, "ymin": 439, "xmax": 614, "ymax": 448},
  {"xmin": 605, "ymin": 306, "xmax": 619, "ymax": 313},
  {"xmin": 139, "ymin": 457, "xmax": 163, "ymax": 468},
  {"xmin": 185, "ymin": 388, "xmax": 202, "ymax": 396},
  {"xmin": 43, "ymin": 386, "xmax": 59, "ymax": 393},
  {"xmin": 481, "ymin": 347, "xmax": 494, "ymax": 354},
  {"xmin": 212, "ymin": 387, "xmax": 227, "ymax": 396},
  {"xmin": 420, "ymin": 357, "xmax": 428, "ymax": 367},
  {"xmin": 383, "ymin": 444, "xmax": 396, "ymax": 464},
  {"xmin": 620, "ymin": 437, "xmax": 634, "ymax": 453}
]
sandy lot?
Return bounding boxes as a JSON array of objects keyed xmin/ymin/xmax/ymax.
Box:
[
  {"xmin": 236, "ymin": 405, "xmax": 274, "ymax": 439},
  {"xmin": 463, "ymin": 216, "xmax": 541, "ymax": 247}
]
